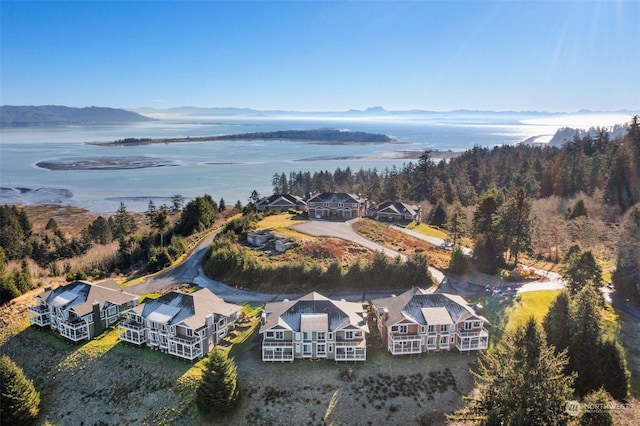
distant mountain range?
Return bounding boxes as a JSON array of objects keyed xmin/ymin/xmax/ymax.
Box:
[
  {"xmin": 132, "ymin": 105, "xmax": 640, "ymax": 118},
  {"xmin": 0, "ymin": 105, "xmax": 154, "ymax": 125}
]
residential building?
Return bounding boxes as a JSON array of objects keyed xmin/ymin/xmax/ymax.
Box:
[
  {"xmin": 367, "ymin": 201, "xmax": 421, "ymax": 223},
  {"xmin": 306, "ymin": 192, "xmax": 367, "ymax": 219},
  {"xmin": 259, "ymin": 292, "xmax": 369, "ymax": 362},
  {"xmin": 372, "ymin": 288, "xmax": 488, "ymax": 356},
  {"xmin": 27, "ymin": 280, "xmax": 137, "ymax": 342},
  {"xmin": 118, "ymin": 288, "xmax": 241, "ymax": 361},
  {"xmin": 255, "ymin": 194, "xmax": 307, "ymax": 213}
]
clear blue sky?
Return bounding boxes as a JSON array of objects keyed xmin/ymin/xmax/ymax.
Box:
[{"xmin": 1, "ymin": 1, "xmax": 638, "ymax": 112}]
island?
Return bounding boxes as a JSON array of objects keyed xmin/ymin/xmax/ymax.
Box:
[{"xmin": 94, "ymin": 128, "xmax": 398, "ymax": 146}]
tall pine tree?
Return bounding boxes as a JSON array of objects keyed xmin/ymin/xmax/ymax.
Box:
[
  {"xmin": 0, "ymin": 355, "xmax": 41, "ymax": 425},
  {"xmin": 460, "ymin": 317, "xmax": 574, "ymax": 425},
  {"xmin": 196, "ymin": 348, "xmax": 239, "ymax": 415}
]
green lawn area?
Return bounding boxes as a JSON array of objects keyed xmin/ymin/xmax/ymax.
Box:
[
  {"xmin": 470, "ymin": 290, "xmax": 561, "ymax": 345},
  {"xmin": 255, "ymin": 213, "xmax": 313, "ymax": 241},
  {"xmin": 407, "ymin": 223, "xmax": 447, "ymax": 240}
]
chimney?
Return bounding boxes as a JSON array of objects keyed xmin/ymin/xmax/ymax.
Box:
[
  {"xmin": 44, "ymin": 285, "xmax": 52, "ymax": 291},
  {"xmin": 260, "ymin": 311, "xmax": 267, "ymax": 325},
  {"xmin": 92, "ymin": 301, "xmax": 103, "ymax": 336}
]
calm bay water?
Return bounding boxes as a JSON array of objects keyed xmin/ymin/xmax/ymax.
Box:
[{"xmin": 0, "ymin": 115, "xmax": 559, "ymax": 212}]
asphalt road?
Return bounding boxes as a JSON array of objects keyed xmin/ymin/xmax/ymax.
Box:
[{"xmin": 125, "ymin": 217, "xmax": 640, "ymax": 323}]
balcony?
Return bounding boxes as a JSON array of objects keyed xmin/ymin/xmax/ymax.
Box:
[
  {"xmin": 262, "ymin": 342, "xmax": 294, "ymax": 362},
  {"xmin": 456, "ymin": 328, "xmax": 489, "ymax": 352},
  {"xmin": 118, "ymin": 322, "xmax": 146, "ymax": 345},
  {"xmin": 168, "ymin": 338, "xmax": 203, "ymax": 360},
  {"xmin": 457, "ymin": 328, "xmax": 489, "ymax": 339},
  {"xmin": 335, "ymin": 346, "xmax": 366, "ymax": 361},
  {"xmin": 58, "ymin": 319, "xmax": 90, "ymax": 342},
  {"xmin": 27, "ymin": 305, "xmax": 50, "ymax": 327}
]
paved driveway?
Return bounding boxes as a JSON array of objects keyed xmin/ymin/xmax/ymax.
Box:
[{"xmin": 293, "ymin": 219, "xmax": 445, "ymax": 283}]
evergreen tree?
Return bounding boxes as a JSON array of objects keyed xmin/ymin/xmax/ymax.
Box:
[
  {"xmin": 446, "ymin": 201, "xmax": 467, "ymax": 246},
  {"xmin": 598, "ymin": 338, "xmax": 630, "ymax": 401},
  {"xmin": 562, "ymin": 248, "xmax": 603, "ymax": 294},
  {"xmin": 429, "ymin": 200, "xmax": 448, "ymax": 227},
  {"xmin": 542, "ymin": 291, "xmax": 571, "ymax": 353},
  {"xmin": 196, "ymin": 348, "xmax": 239, "ymax": 415},
  {"xmin": 112, "ymin": 202, "xmax": 137, "ymax": 239},
  {"xmin": 498, "ymin": 187, "xmax": 533, "ymax": 264},
  {"xmin": 569, "ymin": 285, "xmax": 603, "ymax": 396},
  {"xmin": 579, "ymin": 388, "xmax": 614, "ymax": 426},
  {"xmin": 461, "ymin": 317, "xmax": 574, "ymax": 425},
  {"xmin": 612, "ymin": 203, "xmax": 640, "ymax": 299},
  {"xmin": 0, "ymin": 354, "xmax": 41, "ymax": 425}
]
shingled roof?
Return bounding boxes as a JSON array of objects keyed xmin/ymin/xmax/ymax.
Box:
[
  {"xmin": 39, "ymin": 280, "xmax": 136, "ymax": 317},
  {"xmin": 372, "ymin": 287, "xmax": 487, "ymax": 327},
  {"xmin": 260, "ymin": 292, "xmax": 368, "ymax": 334},
  {"xmin": 132, "ymin": 288, "xmax": 240, "ymax": 329},
  {"xmin": 307, "ymin": 192, "xmax": 365, "ymax": 204}
]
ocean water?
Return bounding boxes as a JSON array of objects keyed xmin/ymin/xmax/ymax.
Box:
[{"xmin": 0, "ymin": 113, "xmax": 619, "ymax": 212}]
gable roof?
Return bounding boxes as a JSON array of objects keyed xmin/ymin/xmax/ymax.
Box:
[
  {"xmin": 39, "ymin": 280, "xmax": 136, "ymax": 317},
  {"xmin": 307, "ymin": 192, "xmax": 365, "ymax": 204},
  {"xmin": 133, "ymin": 288, "xmax": 240, "ymax": 329},
  {"xmin": 372, "ymin": 287, "xmax": 487, "ymax": 327},
  {"xmin": 369, "ymin": 201, "xmax": 419, "ymax": 216},
  {"xmin": 256, "ymin": 194, "xmax": 306, "ymax": 208},
  {"xmin": 260, "ymin": 292, "xmax": 368, "ymax": 334}
]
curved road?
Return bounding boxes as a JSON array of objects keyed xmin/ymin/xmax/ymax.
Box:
[{"xmin": 126, "ymin": 218, "xmax": 640, "ymax": 322}]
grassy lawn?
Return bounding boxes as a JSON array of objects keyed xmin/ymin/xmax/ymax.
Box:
[
  {"xmin": 255, "ymin": 212, "xmax": 313, "ymax": 241},
  {"xmin": 407, "ymin": 222, "xmax": 447, "ymax": 239},
  {"xmin": 470, "ymin": 290, "xmax": 561, "ymax": 345}
]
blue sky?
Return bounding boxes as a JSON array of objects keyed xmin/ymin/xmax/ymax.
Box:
[{"xmin": 1, "ymin": 1, "xmax": 638, "ymax": 112}]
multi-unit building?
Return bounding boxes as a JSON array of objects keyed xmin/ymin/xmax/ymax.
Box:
[
  {"xmin": 306, "ymin": 192, "xmax": 367, "ymax": 219},
  {"xmin": 118, "ymin": 288, "xmax": 241, "ymax": 361},
  {"xmin": 27, "ymin": 280, "xmax": 138, "ymax": 342},
  {"xmin": 259, "ymin": 292, "xmax": 369, "ymax": 362},
  {"xmin": 372, "ymin": 288, "xmax": 488, "ymax": 356},
  {"xmin": 255, "ymin": 194, "xmax": 307, "ymax": 213},
  {"xmin": 367, "ymin": 201, "xmax": 422, "ymax": 223}
]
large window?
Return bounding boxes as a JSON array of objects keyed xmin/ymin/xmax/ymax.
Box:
[
  {"xmin": 441, "ymin": 324, "xmax": 449, "ymax": 333},
  {"xmin": 427, "ymin": 325, "xmax": 435, "ymax": 333},
  {"xmin": 398, "ymin": 325, "xmax": 408, "ymax": 334},
  {"xmin": 317, "ymin": 332, "xmax": 326, "ymax": 341},
  {"xmin": 344, "ymin": 331, "xmax": 354, "ymax": 340}
]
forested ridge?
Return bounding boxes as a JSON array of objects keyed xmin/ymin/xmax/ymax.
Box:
[{"xmin": 272, "ymin": 116, "xmax": 640, "ymax": 211}]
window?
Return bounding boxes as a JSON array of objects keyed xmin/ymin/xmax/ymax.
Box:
[
  {"xmin": 266, "ymin": 331, "xmax": 274, "ymax": 339},
  {"xmin": 427, "ymin": 325, "xmax": 435, "ymax": 333},
  {"xmin": 317, "ymin": 332, "xmax": 326, "ymax": 341},
  {"xmin": 420, "ymin": 325, "xmax": 426, "ymax": 334},
  {"xmin": 107, "ymin": 306, "xmax": 117, "ymax": 316},
  {"xmin": 295, "ymin": 332, "xmax": 302, "ymax": 341},
  {"xmin": 391, "ymin": 325, "xmax": 398, "ymax": 332},
  {"xmin": 441, "ymin": 324, "xmax": 449, "ymax": 333},
  {"xmin": 464, "ymin": 321, "xmax": 473, "ymax": 330},
  {"xmin": 473, "ymin": 321, "xmax": 481, "ymax": 328},
  {"xmin": 317, "ymin": 344, "xmax": 326, "ymax": 353},
  {"xmin": 275, "ymin": 331, "xmax": 284, "ymax": 340},
  {"xmin": 338, "ymin": 203, "xmax": 344, "ymax": 207},
  {"xmin": 398, "ymin": 325, "xmax": 408, "ymax": 334},
  {"xmin": 327, "ymin": 332, "xmax": 334, "ymax": 340},
  {"xmin": 345, "ymin": 331, "xmax": 354, "ymax": 340},
  {"xmin": 275, "ymin": 347, "xmax": 282, "ymax": 352},
  {"xmin": 328, "ymin": 344, "xmax": 333, "ymax": 352},
  {"xmin": 440, "ymin": 336, "xmax": 448, "ymax": 345}
]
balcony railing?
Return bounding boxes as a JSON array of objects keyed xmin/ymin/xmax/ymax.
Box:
[
  {"xmin": 457, "ymin": 328, "xmax": 489, "ymax": 338},
  {"xmin": 262, "ymin": 340, "xmax": 294, "ymax": 347},
  {"xmin": 389, "ymin": 334, "xmax": 422, "ymax": 342},
  {"xmin": 27, "ymin": 306, "xmax": 51, "ymax": 327}
]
